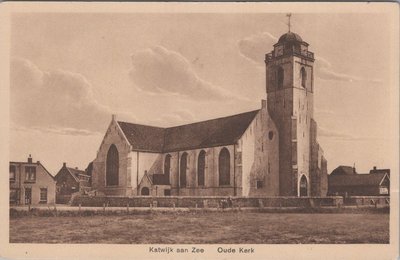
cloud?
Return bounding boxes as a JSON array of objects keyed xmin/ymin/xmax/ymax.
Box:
[
  {"xmin": 129, "ymin": 46, "xmax": 245, "ymax": 102},
  {"xmin": 237, "ymin": 32, "xmax": 277, "ymax": 65},
  {"xmin": 148, "ymin": 109, "xmax": 197, "ymax": 127},
  {"xmin": 10, "ymin": 57, "xmax": 117, "ymax": 135},
  {"xmin": 237, "ymin": 32, "xmax": 382, "ymax": 83},
  {"xmin": 318, "ymin": 126, "xmax": 383, "ymax": 141},
  {"xmin": 11, "ymin": 124, "xmax": 102, "ymax": 136},
  {"xmin": 315, "ymin": 57, "xmax": 381, "ymax": 83}
]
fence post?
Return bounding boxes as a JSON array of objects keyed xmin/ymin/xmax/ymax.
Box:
[{"xmin": 127, "ymin": 203, "xmax": 129, "ymax": 213}]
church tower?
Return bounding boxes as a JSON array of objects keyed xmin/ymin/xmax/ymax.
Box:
[{"xmin": 265, "ymin": 20, "xmax": 315, "ymax": 196}]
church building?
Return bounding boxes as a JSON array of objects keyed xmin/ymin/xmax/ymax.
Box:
[{"xmin": 91, "ymin": 30, "xmax": 328, "ymax": 197}]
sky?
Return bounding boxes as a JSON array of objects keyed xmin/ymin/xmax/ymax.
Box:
[{"xmin": 9, "ymin": 12, "xmax": 398, "ymax": 175}]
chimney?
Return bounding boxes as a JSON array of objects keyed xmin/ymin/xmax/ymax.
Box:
[
  {"xmin": 112, "ymin": 114, "xmax": 117, "ymax": 121},
  {"xmin": 28, "ymin": 154, "xmax": 32, "ymax": 164},
  {"xmin": 63, "ymin": 162, "xmax": 66, "ymax": 167},
  {"xmin": 36, "ymin": 161, "xmax": 40, "ymax": 165},
  {"xmin": 75, "ymin": 167, "xmax": 78, "ymax": 170},
  {"xmin": 373, "ymin": 166, "xmax": 377, "ymax": 171},
  {"xmin": 261, "ymin": 99, "xmax": 266, "ymax": 108}
]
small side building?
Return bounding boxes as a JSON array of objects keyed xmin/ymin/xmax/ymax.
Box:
[
  {"xmin": 328, "ymin": 166, "xmax": 390, "ymax": 196},
  {"xmin": 9, "ymin": 155, "xmax": 56, "ymax": 205},
  {"xmin": 55, "ymin": 163, "xmax": 91, "ymax": 198}
]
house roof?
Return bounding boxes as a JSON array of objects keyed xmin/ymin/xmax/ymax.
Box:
[
  {"xmin": 328, "ymin": 172, "xmax": 388, "ymax": 187},
  {"xmin": 330, "ymin": 165, "xmax": 356, "ymax": 176},
  {"xmin": 10, "ymin": 161, "xmax": 55, "ymax": 180},
  {"xmin": 66, "ymin": 167, "xmax": 90, "ymax": 182},
  {"xmin": 370, "ymin": 168, "xmax": 390, "ymax": 175},
  {"xmin": 117, "ymin": 109, "xmax": 259, "ymax": 153}
]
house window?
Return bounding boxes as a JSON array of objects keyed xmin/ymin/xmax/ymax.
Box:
[
  {"xmin": 9, "ymin": 165, "xmax": 16, "ymax": 181},
  {"xmin": 219, "ymin": 148, "xmax": 230, "ymax": 186},
  {"xmin": 25, "ymin": 166, "xmax": 36, "ymax": 182},
  {"xmin": 40, "ymin": 188, "xmax": 48, "ymax": 203},
  {"xmin": 197, "ymin": 150, "xmax": 206, "ymax": 186},
  {"xmin": 379, "ymin": 187, "xmax": 389, "ymax": 195},
  {"xmin": 9, "ymin": 189, "xmax": 19, "ymax": 204},
  {"xmin": 180, "ymin": 152, "xmax": 188, "ymax": 187},
  {"xmin": 106, "ymin": 144, "xmax": 119, "ymax": 186},
  {"xmin": 164, "ymin": 189, "xmax": 171, "ymax": 196},
  {"xmin": 256, "ymin": 180, "xmax": 264, "ymax": 189}
]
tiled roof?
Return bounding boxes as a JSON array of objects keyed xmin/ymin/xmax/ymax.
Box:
[
  {"xmin": 330, "ymin": 165, "xmax": 356, "ymax": 176},
  {"xmin": 117, "ymin": 110, "xmax": 259, "ymax": 153},
  {"xmin": 152, "ymin": 174, "xmax": 170, "ymax": 185},
  {"xmin": 328, "ymin": 172, "xmax": 388, "ymax": 187},
  {"xmin": 118, "ymin": 122, "xmax": 165, "ymax": 152},
  {"xmin": 67, "ymin": 167, "xmax": 89, "ymax": 182}
]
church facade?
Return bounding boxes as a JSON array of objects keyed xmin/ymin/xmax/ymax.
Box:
[{"xmin": 91, "ymin": 31, "xmax": 328, "ymax": 197}]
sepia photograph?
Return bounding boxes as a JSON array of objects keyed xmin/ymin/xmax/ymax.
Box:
[{"xmin": 0, "ymin": 2, "xmax": 398, "ymax": 259}]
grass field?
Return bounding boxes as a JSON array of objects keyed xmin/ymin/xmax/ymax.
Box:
[{"xmin": 10, "ymin": 211, "xmax": 389, "ymax": 244}]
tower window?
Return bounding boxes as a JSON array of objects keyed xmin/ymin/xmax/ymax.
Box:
[
  {"xmin": 268, "ymin": 131, "xmax": 274, "ymax": 140},
  {"xmin": 301, "ymin": 67, "xmax": 307, "ymax": 88},
  {"xmin": 277, "ymin": 67, "xmax": 284, "ymax": 89}
]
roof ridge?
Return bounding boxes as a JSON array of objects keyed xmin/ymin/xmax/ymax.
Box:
[
  {"xmin": 118, "ymin": 109, "xmax": 260, "ymax": 130},
  {"xmin": 165, "ymin": 109, "xmax": 260, "ymax": 130}
]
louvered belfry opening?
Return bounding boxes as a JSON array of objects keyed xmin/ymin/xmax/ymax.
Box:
[
  {"xmin": 106, "ymin": 144, "xmax": 119, "ymax": 186},
  {"xmin": 219, "ymin": 148, "xmax": 230, "ymax": 186}
]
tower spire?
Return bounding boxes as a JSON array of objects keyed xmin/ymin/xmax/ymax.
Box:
[{"xmin": 286, "ymin": 13, "xmax": 292, "ymax": 32}]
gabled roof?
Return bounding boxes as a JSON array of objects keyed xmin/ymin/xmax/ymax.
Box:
[
  {"xmin": 117, "ymin": 110, "xmax": 259, "ymax": 153},
  {"xmin": 66, "ymin": 167, "xmax": 90, "ymax": 182},
  {"xmin": 10, "ymin": 161, "xmax": 55, "ymax": 180},
  {"xmin": 118, "ymin": 122, "xmax": 165, "ymax": 152},
  {"xmin": 328, "ymin": 172, "xmax": 388, "ymax": 187}
]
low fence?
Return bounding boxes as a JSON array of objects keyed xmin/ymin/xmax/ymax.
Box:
[
  {"xmin": 71, "ymin": 195, "xmax": 344, "ymax": 208},
  {"xmin": 344, "ymin": 196, "xmax": 390, "ymax": 206}
]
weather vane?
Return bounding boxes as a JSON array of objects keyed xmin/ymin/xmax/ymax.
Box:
[{"xmin": 286, "ymin": 13, "xmax": 292, "ymax": 32}]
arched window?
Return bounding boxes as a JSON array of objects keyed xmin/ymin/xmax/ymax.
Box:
[
  {"xmin": 164, "ymin": 154, "xmax": 171, "ymax": 176},
  {"xmin": 180, "ymin": 152, "xmax": 188, "ymax": 187},
  {"xmin": 301, "ymin": 67, "xmax": 307, "ymax": 88},
  {"xmin": 141, "ymin": 187, "xmax": 150, "ymax": 196},
  {"xmin": 299, "ymin": 175, "xmax": 308, "ymax": 197},
  {"xmin": 106, "ymin": 144, "xmax": 119, "ymax": 186},
  {"xmin": 219, "ymin": 148, "xmax": 230, "ymax": 186},
  {"xmin": 197, "ymin": 150, "xmax": 206, "ymax": 186},
  {"xmin": 277, "ymin": 67, "xmax": 284, "ymax": 89}
]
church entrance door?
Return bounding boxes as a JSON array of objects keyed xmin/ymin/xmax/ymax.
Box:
[{"xmin": 299, "ymin": 175, "xmax": 308, "ymax": 197}]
